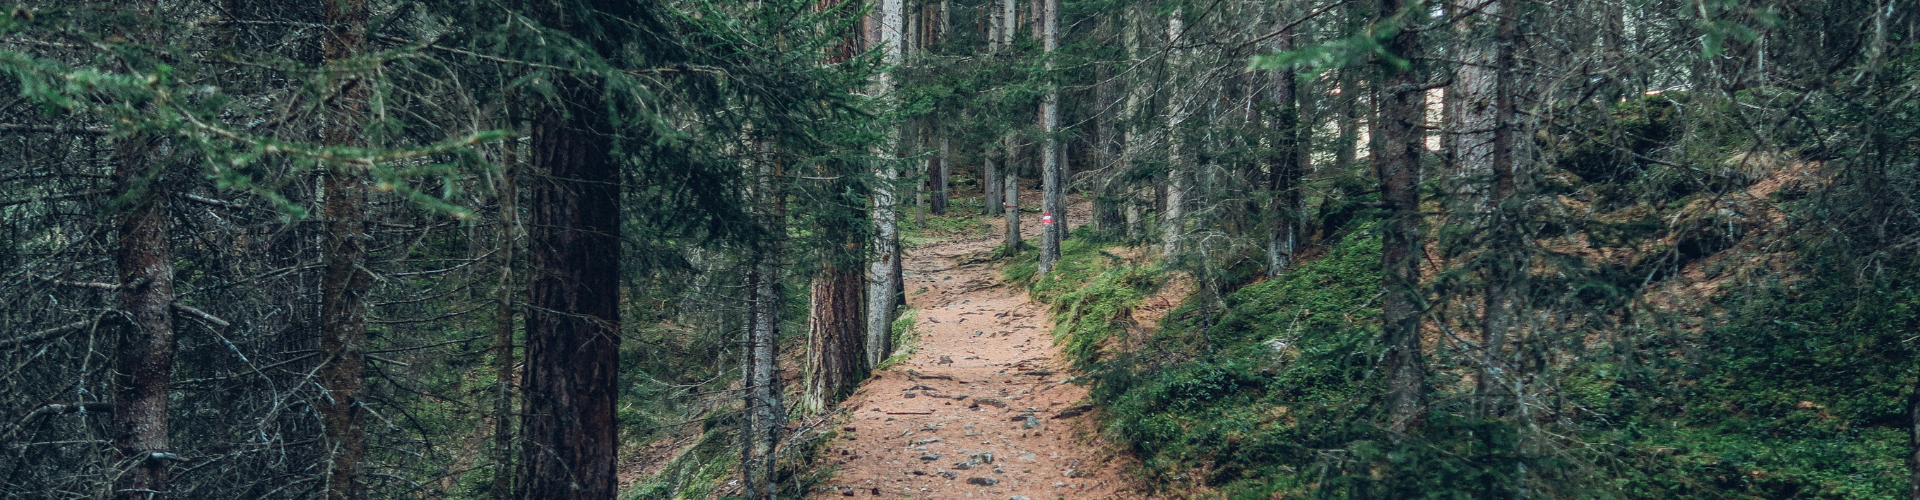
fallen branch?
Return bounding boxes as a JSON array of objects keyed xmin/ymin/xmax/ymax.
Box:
[
  {"xmin": 0, "ymin": 318, "xmax": 98, "ymax": 350},
  {"xmin": 172, "ymin": 303, "xmax": 230, "ymax": 329},
  {"xmin": 906, "ymin": 370, "xmax": 953, "ymax": 380}
]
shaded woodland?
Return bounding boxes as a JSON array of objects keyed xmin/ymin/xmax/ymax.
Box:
[{"xmin": 1, "ymin": 0, "xmax": 1918, "ymax": 499}]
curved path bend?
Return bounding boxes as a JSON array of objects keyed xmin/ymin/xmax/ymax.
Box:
[{"xmin": 811, "ymin": 203, "xmax": 1147, "ymax": 500}]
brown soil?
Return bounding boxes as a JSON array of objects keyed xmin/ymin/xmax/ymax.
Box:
[{"xmin": 810, "ymin": 202, "xmax": 1154, "ymax": 499}]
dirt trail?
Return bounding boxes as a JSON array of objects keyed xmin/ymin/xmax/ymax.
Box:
[{"xmin": 810, "ymin": 202, "xmax": 1149, "ymax": 499}]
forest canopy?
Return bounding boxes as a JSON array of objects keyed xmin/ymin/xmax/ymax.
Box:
[{"xmin": 2, "ymin": 0, "xmax": 1918, "ymax": 499}]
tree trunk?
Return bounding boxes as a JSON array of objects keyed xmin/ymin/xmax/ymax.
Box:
[
  {"xmin": 109, "ymin": 2, "xmax": 178, "ymax": 498},
  {"xmin": 930, "ymin": 135, "xmax": 948, "ymax": 215},
  {"xmin": 111, "ymin": 136, "xmax": 178, "ymax": 500},
  {"xmin": 490, "ymin": 133, "xmax": 519, "ymax": 500},
  {"xmin": 1004, "ymin": 162, "xmax": 1022, "ymax": 254},
  {"xmin": 1160, "ymin": 15, "xmax": 1187, "ymax": 257},
  {"xmin": 864, "ymin": 0, "xmax": 904, "ymax": 371},
  {"xmin": 1453, "ymin": 0, "xmax": 1498, "ymax": 220},
  {"xmin": 1092, "ymin": 27, "xmax": 1123, "ymax": 238},
  {"xmin": 806, "ymin": 262, "xmax": 866, "ymax": 412},
  {"xmin": 742, "ymin": 140, "xmax": 784, "ymax": 500},
  {"xmin": 1377, "ymin": 0, "xmax": 1429, "ymax": 434},
  {"xmin": 520, "ymin": 79, "xmax": 621, "ymax": 500},
  {"xmin": 1266, "ymin": 19, "xmax": 1301, "ymax": 278},
  {"xmin": 1037, "ymin": 0, "xmax": 1062, "ymax": 276},
  {"xmin": 1121, "ymin": 7, "xmax": 1148, "ymax": 242},
  {"xmin": 983, "ymin": 147, "xmax": 1001, "ymax": 216},
  {"xmin": 318, "ymin": 1, "xmax": 372, "ymax": 498}
]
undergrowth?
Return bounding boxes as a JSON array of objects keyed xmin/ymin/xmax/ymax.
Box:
[
  {"xmin": 877, "ymin": 307, "xmax": 920, "ymax": 371},
  {"xmin": 1015, "ymin": 216, "xmax": 1916, "ymax": 498}
]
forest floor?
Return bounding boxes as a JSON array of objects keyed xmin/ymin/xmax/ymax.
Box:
[{"xmin": 809, "ymin": 200, "xmax": 1153, "ymax": 499}]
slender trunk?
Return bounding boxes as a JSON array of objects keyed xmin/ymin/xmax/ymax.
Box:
[
  {"xmin": 1377, "ymin": 0, "xmax": 1429, "ymax": 434},
  {"xmin": 1001, "ymin": 0, "xmax": 1017, "ymax": 45},
  {"xmin": 930, "ymin": 135, "xmax": 948, "ymax": 215},
  {"xmin": 1161, "ymin": 15, "xmax": 1187, "ymax": 256},
  {"xmin": 520, "ymin": 79, "xmax": 621, "ymax": 500},
  {"xmin": 1004, "ymin": 162, "xmax": 1022, "ymax": 254},
  {"xmin": 864, "ymin": 0, "xmax": 904, "ymax": 371},
  {"xmin": 1092, "ymin": 25, "xmax": 1123, "ymax": 237},
  {"xmin": 741, "ymin": 138, "xmax": 784, "ymax": 500},
  {"xmin": 1485, "ymin": 0, "xmax": 1526, "ymax": 492},
  {"xmin": 983, "ymin": 148, "xmax": 1001, "ymax": 216},
  {"xmin": 1037, "ymin": 0, "xmax": 1062, "ymax": 275},
  {"xmin": 1463, "ymin": 0, "xmax": 1501, "ymax": 418},
  {"xmin": 1335, "ymin": 68, "xmax": 1359, "ymax": 174},
  {"xmin": 318, "ymin": 1, "xmax": 372, "ymax": 498},
  {"xmin": 1266, "ymin": 21, "xmax": 1301, "ymax": 278},
  {"xmin": 1121, "ymin": 7, "xmax": 1147, "ymax": 242},
  {"xmin": 490, "ymin": 136, "xmax": 518, "ymax": 500}
]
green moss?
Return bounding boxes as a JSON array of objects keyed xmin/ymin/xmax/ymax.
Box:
[
  {"xmin": 876, "ymin": 307, "xmax": 920, "ymax": 371},
  {"xmin": 622, "ymin": 428, "xmax": 741, "ymax": 500},
  {"xmin": 1087, "ymin": 224, "xmax": 1387, "ymax": 495}
]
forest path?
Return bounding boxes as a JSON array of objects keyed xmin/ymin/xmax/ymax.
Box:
[{"xmin": 810, "ymin": 200, "xmax": 1149, "ymax": 499}]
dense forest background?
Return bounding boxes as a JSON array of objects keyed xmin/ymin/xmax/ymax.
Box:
[{"xmin": 2, "ymin": 0, "xmax": 1918, "ymax": 499}]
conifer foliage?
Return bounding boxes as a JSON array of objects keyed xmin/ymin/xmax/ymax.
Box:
[{"xmin": 3, "ymin": 0, "xmax": 1920, "ymax": 498}]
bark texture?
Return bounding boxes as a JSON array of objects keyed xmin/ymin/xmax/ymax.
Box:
[
  {"xmin": 864, "ymin": 0, "xmax": 904, "ymax": 371},
  {"xmin": 1036, "ymin": 0, "xmax": 1062, "ymax": 276},
  {"xmin": 1377, "ymin": 0, "xmax": 1428, "ymax": 434},
  {"xmin": 929, "ymin": 136, "xmax": 948, "ymax": 215},
  {"xmin": 806, "ymin": 263, "xmax": 866, "ymax": 412},
  {"xmin": 110, "ymin": 2, "xmax": 177, "ymax": 497},
  {"xmin": 490, "ymin": 137, "xmax": 519, "ymax": 500},
  {"xmin": 112, "ymin": 132, "xmax": 177, "ymax": 500},
  {"xmin": 1160, "ymin": 15, "xmax": 1187, "ymax": 256},
  {"xmin": 319, "ymin": 0, "xmax": 372, "ymax": 498},
  {"xmin": 1003, "ymin": 166, "xmax": 1021, "ymax": 253},
  {"xmin": 741, "ymin": 142, "xmax": 784, "ymax": 500},
  {"xmin": 1265, "ymin": 21, "xmax": 1302, "ymax": 278},
  {"xmin": 520, "ymin": 80, "xmax": 621, "ymax": 500}
]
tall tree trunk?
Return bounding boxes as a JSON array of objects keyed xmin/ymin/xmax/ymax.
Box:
[
  {"xmin": 930, "ymin": 135, "xmax": 948, "ymax": 215},
  {"xmin": 1004, "ymin": 161, "xmax": 1022, "ymax": 254},
  {"xmin": 1092, "ymin": 21, "xmax": 1123, "ymax": 238},
  {"xmin": 742, "ymin": 139, "xmax": 784, "ymax": 500},
  {"xmin": 1335, "ymin": 67, "xmax": 1359, "ymax": 175},
  {"xmin": 520, "ymin": 81, "xmax": 621, "ymax": 500},
  {"xmin": 983, "ymin": 147, "xmax": 1002, "ymax": 216},
  {"xmin": 490, "ymin": 134, "xmax": 519, "ymax": 500},
  {"xmin": 1160, "ymin": 15, "xmax": 1187, "ymax": 257},
  {"xmin": 1377, "ymin": 0, "xmax": 1429, "ymax": 434},
  {"xmin": 110, "ymin": 2, "xmax": 178, "ymax": 498},
  {"xmin": 1266, "ymin": 19, "xmax": 1302, "ymax": 278},
  {"xmin": 1453, "ymin": 0, "xmax": 1498, "ymax": 221},
  {"xmin": 1121, "ymin": 6, "xmax": 1148, "ymax": 242},
  {"xmin": 318, "ymin": 1, "xmax": 372, "ymax": 499},
  {"xmin": 1001, "ymin": 0, "xmax": 1017, "ymax": 45},
  {"xmin": 1455, "ymin": 0, "xmax": 1498, "ymax": 419},
  {"xmin": 1037, "ymin": 0, "xmax": 1062, "ymax": 276},
  {"xmin": 864, "ymin": 0, "xmax": 904, "ymax": 371},
  {"xmin": 112, "ymin": 135, "xmax": 177, "ymax": 500},
  {"xmin": 806, "ymin": 262, "xmax": 866, "ymax": 412}
]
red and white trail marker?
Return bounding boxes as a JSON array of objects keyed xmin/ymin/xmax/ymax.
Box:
[{"xmin": 1041, "ymin": 212, "xmax": 1053, "ymax": 225}]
